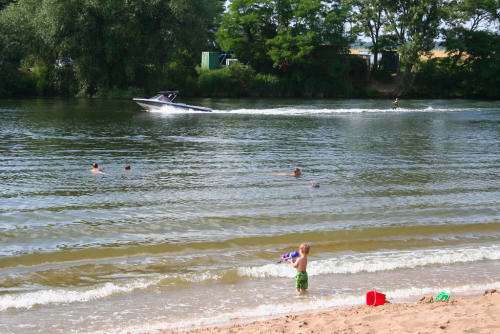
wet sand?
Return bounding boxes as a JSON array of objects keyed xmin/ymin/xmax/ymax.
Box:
[{"xmin": 157, "ymin": 289, "xmax": 500, "ymax": 334}]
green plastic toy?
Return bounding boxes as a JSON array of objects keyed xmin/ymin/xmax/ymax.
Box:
[{"xmin": 435, "ymin": 292, "xmax": 450, "ymax": 302}]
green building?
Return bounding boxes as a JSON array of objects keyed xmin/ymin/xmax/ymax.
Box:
[{"xmin": 201, "ymin": 52, "xmax": 219, "ymax": 70}]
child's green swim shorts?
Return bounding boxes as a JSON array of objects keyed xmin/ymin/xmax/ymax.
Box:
[{"xmin": 295, "ymin": 271, "xmax": 308, "ymax": 290}]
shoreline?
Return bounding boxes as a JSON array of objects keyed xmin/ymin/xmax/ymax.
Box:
[{"xmin": 155, "ymin": 289, "xmax": 500, "ymax": 334}]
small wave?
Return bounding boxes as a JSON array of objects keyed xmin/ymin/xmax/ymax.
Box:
[
  {"xmin": 0, "ymin": 270, "xmax": 227, "ymax": 311},
  {"xmin": 211, "ymin": 107, "xmax": 479, "ymax": 115},
  {"xmin": 238, "ymin": 245, "xmax": 500, "ymax": 278},
  {"xmin": 0, "ymin": 278, "xmax": 161, "ymax": 311},
  {"xmin": 217, "ymin": 108, "xmax": 399, "ymax": 114},
  {"xmin": 145, "ymin": 104, "xmax": 479, "ymax": 115},
  {"xmin": 112, "ymin": 280, "xmax": 500, "ymax": 334},
  {"xmin": 3, "ymin": 245, "xmax": 498, "ymax": 311}
]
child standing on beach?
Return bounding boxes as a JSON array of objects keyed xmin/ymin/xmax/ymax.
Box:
[{"xmin": 289, "ymin": 243, "xmax": 310, "ymax": 292}]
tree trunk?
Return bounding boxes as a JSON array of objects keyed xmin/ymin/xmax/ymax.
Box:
[{"xmin": 403, "ymin": 63, "xmax": 413, "ymax": 76}]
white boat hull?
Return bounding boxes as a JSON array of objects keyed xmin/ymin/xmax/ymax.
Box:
[{"xmin": 133, "ymin": 98, "xmax": 212, "ymax": 112}]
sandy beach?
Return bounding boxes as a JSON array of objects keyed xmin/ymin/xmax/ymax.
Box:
[{"xmin": 158, "ymin": 289, "xmax": 500, "ymax": 334}]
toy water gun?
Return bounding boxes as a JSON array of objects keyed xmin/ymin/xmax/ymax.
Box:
[{"xmin": 277, "ymin": 251, "xmax": 299, "ymax": 263}]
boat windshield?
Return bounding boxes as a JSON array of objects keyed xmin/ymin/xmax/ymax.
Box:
[
  {"xmin": 150, "ymin": 93, "xmax": 178, "ymax": 102},
  {"xmin": 150, "ymin": 94, "xmax": 168, "ymax": 101}
]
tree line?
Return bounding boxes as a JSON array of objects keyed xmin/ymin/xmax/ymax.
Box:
[{"xmin": 1, "ymin": 0, "xmax": 499, "ymax": 98}]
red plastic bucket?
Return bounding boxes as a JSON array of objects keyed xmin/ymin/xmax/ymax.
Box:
[{"xmin": 366, "ymin": 290, "xmax": 386, "ymax": 306}]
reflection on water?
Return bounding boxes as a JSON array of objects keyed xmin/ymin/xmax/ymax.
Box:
[{"xmin": 1, "ymin": 98, "xmax": 500, "ymax": 333}]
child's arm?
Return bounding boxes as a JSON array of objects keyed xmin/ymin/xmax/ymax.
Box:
[{"xmin": 289, "ymin": 257, "xmax": 302, "ymax": 269}]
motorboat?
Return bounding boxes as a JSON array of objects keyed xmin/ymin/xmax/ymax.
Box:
[{"xmin": 133, "ymin": 91, "xmax": 212, "ymax": 112}]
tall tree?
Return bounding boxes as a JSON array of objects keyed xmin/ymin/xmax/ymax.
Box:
[
  {"xmin": 347, "ymin": 0, "xmax": 387, "ymax": 70},
  {"xmin": 441, "ymin": 0, "xmax": 499, "ymax": 70},
  {"xmin": 441, "ymin": 29, "xmax": 500, "ymax": 97},
  {"xmin": 216, "ymin": 0, "xmax": 279, "ymax": 73},
  {"xmin": 0, "ymin": 0, "xmax": 40, "ymax": 63},
  {"xmin": 0, "ymin": 0, "xmax": 223, "ymax": 93},
  {"xmin": 216, "ymin": 0, "xmax": 349, "ymax": 76},
  {"xmin": 0, "ymin": 0, "xmax": 16, "ymax": 11},
  {"xmin": 383, "ymin": 0, "xmax": 446, "ymax": 77}
]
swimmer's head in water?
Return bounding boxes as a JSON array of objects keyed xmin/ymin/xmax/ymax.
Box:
[
  {"xmin": 124, "ymin": 165, "xmax": 131, "ymax": 170},
  {"xmin": 93, "ymin": 162, "xmax": 98, "ymax": 168},
  {"xmin": 311, "ymin": 181, "xmax": 320, "ymax": 188},
  {"xmin": 294, "ymin": 168, "xmax": 301, "ymax": 175}
]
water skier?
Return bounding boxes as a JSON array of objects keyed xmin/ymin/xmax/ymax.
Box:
[{"xmin": 392, "ymin": 98, "xmax": 399, "ymax": 109}]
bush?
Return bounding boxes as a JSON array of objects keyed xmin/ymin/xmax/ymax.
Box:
[
  {"xmin": 32, "ymin": 65, "xmax": 55, "ymax": 96},
  {"xmin": 0, "ymin": 62, "xmax": 37, "ymax": 96},
  {"xmin": 371, "ymin": 69, "xmax": 393, "ymax": 84},
  {"xmin": 247, "ymin": 73, "xmax": 296, "ymax": 97},
  {"xmin": 196, "ymin": 64, "xmax": 254, "ymax": 97},
  {"xmin": 53, "ymin": 67, "xmax": 79, "ymax": 96},
  {"xmin": 366, "ymin": 88, "xmax": 381, "ymax": 97},
  {"xmin": 94, "ymin": 86, "xmax": 145, "ymax": 99}
]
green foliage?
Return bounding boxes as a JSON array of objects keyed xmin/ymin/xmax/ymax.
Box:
[
  {"xmin": 366, "ymin": 88, "xmax": 381, "ymax": 97},
  {"xmin": 347, "ymin": 0, "xmax": 388, "ymax": 70},
  {"xmin": 53, "ymin": 67, "xmax": 79, "ymax": 96},
  {"xmin": 0, "ymin": 0, "xmax": 223, "ymax": 95},
  {"xmin": 0, "ymin": 0, "xmax": 15, "ymax": 11},
  {"xmin": 191, "ymin": 64, "xmax": 356, "ymax": 98},
  {"xmin": 0, "ymin": 56, "xmax": 77, "ymax": 97},
  {"xmin": 216, "ymin": 0, "xmax": 280, "ymax": 74},
  {"xmin": 384, "ymin": 0, "xmax": 446, "ymax": 82},
  {"xmin": 32, "ymin": 64, "xmax": 55, "ymax": 96},
  {"xmin": 404, "ymin": 29, "xmax": 500, "ymax": 98},
  {"xmin": 0, "ymin": 63, "xmax": 37, "ymax": 96},
  {"xmin": 371, "ymin": 68, "xmax": 393, "ymax": 84},
  {"xmin": 94, "ymin": 86, "xmax": 146, "ymax": 99},
  {"xmin": 217, "ymin": 0, "xmax": 350, "ymax": 78},
  {"xmin": 215, "ymin": 0, "xmax": 359, "ymax": 97},
  {"xmin": 196, "ymin": 64, "xmax": 255, "ymax": 97},
  {"xmin": 247, "ymin": 73, "xmax": 297, "ymax": 97},
  {"xmin": 2, "ymin": 0, "xmax": 500, "ymax": 98}
]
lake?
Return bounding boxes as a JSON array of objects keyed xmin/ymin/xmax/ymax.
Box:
[{"xmin": 1, "ymin": 97, "xmax": 500, "ymax": 333}]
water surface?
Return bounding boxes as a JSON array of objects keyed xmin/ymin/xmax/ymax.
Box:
[{"xmin": 1, "ymin": 97, "xmax": 500, "ymax": 333}]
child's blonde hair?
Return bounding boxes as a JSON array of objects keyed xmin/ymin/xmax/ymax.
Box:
[{"xmin": 300, "ymin": 243, "xmax": 310, "ymax": 255}]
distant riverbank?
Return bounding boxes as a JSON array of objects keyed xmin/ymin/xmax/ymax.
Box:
[{"xmin": 2, "ymin": 57, "xmax": 499, "ymax": 100}]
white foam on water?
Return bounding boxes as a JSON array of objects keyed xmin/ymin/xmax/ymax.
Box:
[
  {"xmin": 211, "ymin": 106, "xmax": 484, "ymax": 114},
  {"xmin": 178, "ymin": 271, "xmax": 225, "ymax": 282},
  {"xmin": 239, "ymin": 244, "xmax": 500, "ymax": 278},
  {"xmin": 112, "ymin": 280, "xmax": 500, "ymax": 334},
  {"xmin": 215, "ymin": 108, "xmax": 406, "ymax": 115},
  {"xmin": 2, "ymin": 245, "xmax": 499, "ymax": 311},
  {"xmin": 0, "ymin": 270, "xmax": 227, "ymax": 310},
  {"xmin": 150, "ymin": 105, "xmax": 479, "ymax": 116},
  {"xmin": 0, "ymin": 278, "xmax": 160, "ymax": 311}
]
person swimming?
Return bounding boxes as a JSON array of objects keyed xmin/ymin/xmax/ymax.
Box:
[
  {"xmin": 272, "ymin": 168, "xmax": 302, "ymax": 176},
  {"xmin": 287, "ymin": 168, "xmax": 301, "ymax": 176},
  {"xmin": 91, "ymin": 162, "xmax": 103, "ymax": 173}
]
